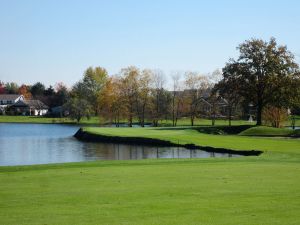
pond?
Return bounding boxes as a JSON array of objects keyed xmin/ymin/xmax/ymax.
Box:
[{"xmin": 0, "ymin": 123, "xmax": 240, "ymax": 166}]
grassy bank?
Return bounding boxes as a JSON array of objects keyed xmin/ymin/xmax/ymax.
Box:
[
  {"xmin": 1, "ymin": 126, "xmax": 300, "ymax": 224},
  {"xmin": 239, "ymin": 126, "xmax": 300, "ymax": 137}
]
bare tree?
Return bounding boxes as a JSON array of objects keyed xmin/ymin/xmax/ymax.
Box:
[
  {"xmin": 152, "ymin": 70, "xmax": 166, "ymax": 126},
  {"xmin": 184, "ymin": 72, "xmax": 209, "ymax": 126},
  {"xmin": 171, "ymin": 72, "xmax": 184, "ymax": 126}
]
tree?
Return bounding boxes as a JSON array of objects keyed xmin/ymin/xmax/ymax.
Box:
[
  {"xmin": 119, "ymin": 66, "xmax": 139, "ymax": 127},
  {"xmin": 0, "ymin": 81, "xmax": 6, "ymax": 94},
  {"xmin": 44, "ymin": 86, "xmax": 55, "ymax": 96},
  {"xmin": 98, "ymin": 76, "xmax": 126, "ymax": 126},
  {"xmin": 214, "ymin": 69, "xmax": 241, "ymax": 126},
  {"xmin": 64, "ymin": 97, "xmax": 92, "ymax": 122},
  {"xmin": 82, "ymin": 66, "xmax": 108, "ymax": 115},
  {"xmin": 263, "ymin": 106, "xmax": 288, "ymax": 128},
  {"xmin": 98, "ymin": 77, "xmax": 116, "ymax": 124},
  {"xmin": 18, "ymin": 84, "xmax": 32, "ymax": 100},
  {"xmin": 152, "ymin": 70, "xmax": 167, "ymax": 126},
  {"xmin": 5, "ymin": 82, "xmax": 19, "ymax": 94},
  {"xmin": 54, "ymin": 82, "xmax": 69, "ymax": 106},
  {"xmin": 31, "ymin": 82, "xmax": 45, "ymax": 97},
  {"xmin": 184, "ymin": 72, "xmax": 209, "ymax": 126},
  {"xmin": 136, "ymin": 69, "xmax": 153, "ymax": 127},
  {"xmin": 221, "ymin": 38, "xmax": 299, "ymax": 125},
  {"xmin": 64, "ymin": 81, "xmax": 92, "ymax": 122},
  {"xmin": 171, "ymin": 72, "xmax": 183, "ymax": 127}
]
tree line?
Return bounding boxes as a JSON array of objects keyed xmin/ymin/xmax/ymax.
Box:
[
  {"xmin": 1, "ymin": 37, "xmax": 300, "ymax": 127},
  {"xmin": 0, "ymin": 81, "xmax": 69, "ymax": 108},
  {"xmin": 65, "ymin": 66, "xmax": 223, "ymax": 126}
]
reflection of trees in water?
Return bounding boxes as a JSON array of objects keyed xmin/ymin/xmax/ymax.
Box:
[{"xmin": 81, "ymin": 143, "xmax": 237, "ymax": 161}]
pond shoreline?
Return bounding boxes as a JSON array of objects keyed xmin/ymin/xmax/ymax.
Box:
[{"xmin": 74, "ymin": 128, "xmax": 262, "ymax": 156}]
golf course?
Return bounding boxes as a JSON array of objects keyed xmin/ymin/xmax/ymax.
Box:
[{"xmin": 1, "ymin": 125, "xmax": 300, "ymax": 225}]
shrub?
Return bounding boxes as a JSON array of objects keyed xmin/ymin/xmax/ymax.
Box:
[{"xmin": 262, "ymin": 106, "xmax": 288, "ymax": 128}]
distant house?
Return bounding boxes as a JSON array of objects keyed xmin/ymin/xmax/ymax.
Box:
[
  {"xmin": 9, "ymin": 100, "xmax": 49, "ymax": 116},
  {"xmin": 198, "ymin": 97, "xmax": 228, "ymax": 118},
  {"xmin": 0, "ymin": 94, "xmax": 24, "ymax": 114}
]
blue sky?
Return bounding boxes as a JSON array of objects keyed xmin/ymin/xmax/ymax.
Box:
[{"xmin": 0, "ymin": 0, "xmax": 300, "ymax": 87}]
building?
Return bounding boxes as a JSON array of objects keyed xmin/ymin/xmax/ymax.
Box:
[
  {"xmin": 0, "ymin": 94, "xmax": 24, "ymax": 114},
  {"xmin": 9, "ymin": 100, "xmax": 49, "ymax": 116},
  {"xmin": 198, "ymin": 97, "xmax": 229, "ymax": 118}
]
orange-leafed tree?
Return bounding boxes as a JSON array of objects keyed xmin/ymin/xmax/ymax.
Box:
[
  {"xmin": 98, "ymin": 76, "xmax": 126, "ymax": 126},
  {"xmin": 18, "ymin": 84, "xmax": 32, "ymax": 100}
]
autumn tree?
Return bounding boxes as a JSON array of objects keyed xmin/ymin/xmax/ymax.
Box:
[
  {"xmin": 135, "ymin": 69, "xmax": 153, "ymax": 127},
  {"xmin": 98, "ymin": 76, "xmax": 126, "ymax": 126},
  {"xmin": 18, "ymin": 84, "xmax": 32, "ymax": 100},
  {"xmin": 222, "ymin": 38, "xmax": 299, "ymax": 125},
  {"xmin": 263, "ymin": 106, "xmax": 288, "ymax": 128},
  {"xmin": 119, "ymin": 66, "xmax": 139, "ymax": 127}
]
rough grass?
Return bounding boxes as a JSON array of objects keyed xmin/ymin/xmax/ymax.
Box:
[{"xmin": 1, "ymin": 126, "xmax": 300, "ymax": 225}]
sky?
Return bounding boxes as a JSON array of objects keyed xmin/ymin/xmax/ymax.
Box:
[{"xmin": 0, "ymin": 0, "xmax": 300, "ymax": 87}]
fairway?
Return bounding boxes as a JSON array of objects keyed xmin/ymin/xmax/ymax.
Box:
[
  {"xmin": 1, "ymin": 159, "xmax": 300, "ymax": 225},
  {"xmin": 1, "ymin": 127, "xmax": 300, "ymax": 225}
]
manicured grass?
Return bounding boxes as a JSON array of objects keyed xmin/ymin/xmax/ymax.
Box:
[
  {"xmin": 0, "ymin": 115, "xmax": 253, "ymax": 126},
  {"xmin": 1, "ymin": 158, "xmax": 300, "ymax": 225},
  {"xmin": 239, "ymin": 126, "xmax": 297, "ymax": 137},
  {"xmin": 0, "ymin": 115, "xmax": 99, "ymax": 125},
  {"xmin": 1, "ymin": 126, "xmax": 300, "ymax": 224},
  {"xmin": 1, "ymin": 115, "xmax": 300, "ymax": 127}
]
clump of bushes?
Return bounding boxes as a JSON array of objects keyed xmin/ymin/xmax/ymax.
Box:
[{"xmin": 262, "ymin": 106, "xmax": 288, "ymax": 128}]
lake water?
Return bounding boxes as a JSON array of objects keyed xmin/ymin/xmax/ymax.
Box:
[{"xmin": 0, "ymin": 123, "xmax": 239, "ymax": 166}]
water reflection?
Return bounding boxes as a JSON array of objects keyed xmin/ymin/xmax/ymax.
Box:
[{"xmin": 0, "ymin": 123, "xmax": 239, "ymax": 166}]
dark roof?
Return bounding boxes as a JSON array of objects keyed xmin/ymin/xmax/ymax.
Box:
[
  {"xmin": 11, "ymin": 100, "xmax": 49, "ymax": 109},
  {"xmin": 0, "ymin": 94, "xmax": 23, "ymax": 101}
]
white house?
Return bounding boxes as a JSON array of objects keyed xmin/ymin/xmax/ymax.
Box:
[
  {"xmin": 9, "ymin": 100, "xmax": 49, "ymax": 116},
  {"xmin": 0, "ymin": 94, "xmax": 24, "ymax": 114}
]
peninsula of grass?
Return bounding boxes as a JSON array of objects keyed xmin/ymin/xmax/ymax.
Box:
[
  {"xmin": 1, "ymin": 126, "xmax": 300, "ymax": 225},
  {"xmin": 79, "ymin": 126, "xmax": 300, "ymax": 156}
]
